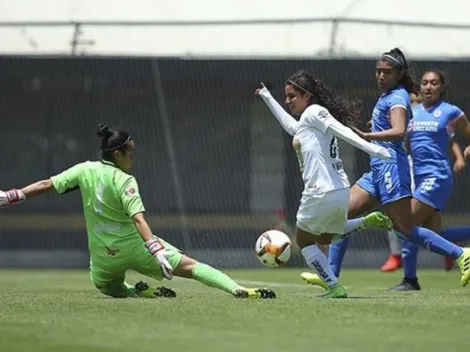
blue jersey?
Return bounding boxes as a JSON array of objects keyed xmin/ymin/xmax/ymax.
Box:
[
  {"xmin": 409, "ymin": 101, "xmax": 463, "ymax": 177},
  {"xmin": 408, "ymin": 101, "xmax": 463, "ymax": 210},
  {"xmin": 356, "ymin": 85, "xmax": 412, "ymax": 205},
  {"xmin": 370, "ymin": 85, "xmax": 412, "ymax": 166}
]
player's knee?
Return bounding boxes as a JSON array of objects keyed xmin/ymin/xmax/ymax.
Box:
[
  {"xmin": 295, "ymin": 228, "xmax": 317, "ymax": 249},
  {"xmin": 173, "ymin": 255, "xmax": 198, "ymax": 278}
]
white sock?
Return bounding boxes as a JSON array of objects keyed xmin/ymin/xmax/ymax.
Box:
[
  {"xmin": 343, "ymin": 218, "xmax": 365, "ymax": 234},
  {"xmin": 301, "ymin": 245, "xmax": 338, "ymax": 287},
  {"xmin": 388, "ymin": 230, "xmax": 402, "ymax": 256},
  {"xmin": 336, "ymin": 218, "xmax": 365, "ymax": 241}
]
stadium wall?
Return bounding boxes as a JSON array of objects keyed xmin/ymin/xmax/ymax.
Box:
[{"xmin": 1, "ymin": 56, "xmax": 470, "ymax": 269}]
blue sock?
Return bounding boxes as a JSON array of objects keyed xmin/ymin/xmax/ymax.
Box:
[
  {"xmin": 407, "ymin": 226, "xmax": 463, "ymax": 259},
  {"xmin": 328, "ymin": 238, "xmax": 349, "ymax": 278},
  {"xmin": 402, "ymin": 241, "xmax": 418, "ymax": 280},
  {"xmin": 441, "ymin": 226, "xmax": 470, "ymax": 243}
]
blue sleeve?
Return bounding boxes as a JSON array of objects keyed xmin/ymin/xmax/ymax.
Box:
[
  {"xmin": 448, "ymin": 104, "xmax": 464, "ymax": 121},
  {"xmin": 388, "ymin": 91, "xmax": 409, "ymax": 111}
]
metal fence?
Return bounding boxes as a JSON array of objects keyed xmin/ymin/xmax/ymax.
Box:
[{"xmin": 1, "ymin": 56, "xmax": 470, "ymax": 269}]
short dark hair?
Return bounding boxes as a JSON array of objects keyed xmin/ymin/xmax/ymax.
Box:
[
  {"xmin": 380, "ymin": 48, "xmax": 419, "ymax": 95},
  {"xmin": 286, "ymin": 70, "xmax": 362, "ymax": 127},
  {"xmin": 96, "ymin": 124, "xmax": 131, "ymax": 162}
]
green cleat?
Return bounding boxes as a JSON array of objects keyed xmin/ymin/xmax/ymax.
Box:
[
  {"xmin": 232, "ymin": 287, "xmax": 276, "ymax": 299},
  {"xmin": 300, "ymin": 272, "xmax": 328, "ymax": 290},
  {"xmin": 319, "ymin": 283, "xmax": 348, "ymax": 299},
  {"xmin": 135, "ymin": 281, "xmax": 177, "ymax": 298},
  {"xmin": 456, "ymin": 248, "xmax": 470, "ymax": 287},
  {"xmin": 363, "ymin": 211, "xmax": 393, "ymax": 230}
]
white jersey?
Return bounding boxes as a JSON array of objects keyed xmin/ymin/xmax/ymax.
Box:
[
  {"xmin": 293, "ymin": 105, "xmax": 350, "ymax": 195},
  {"xmin": 258, "ymin": 86, "xmax": 390, "ymax": 196}
]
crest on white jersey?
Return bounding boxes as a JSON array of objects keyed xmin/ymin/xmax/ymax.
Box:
[{"xmin": 318, "ymin": 110, "xmax": 328, "ymax": 120}]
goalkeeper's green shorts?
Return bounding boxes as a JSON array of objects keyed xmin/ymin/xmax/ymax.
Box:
[{"xmin": 89, "ymin": 239, "xmax": 183, "ymax": 290}]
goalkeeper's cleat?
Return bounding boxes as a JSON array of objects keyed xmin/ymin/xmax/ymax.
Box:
[
  {"xmin": 455, "ymin": 248, "xmax": 470, "ymax": 287},
  {"xmin": 232, "ymin": 287, "xmax": 276, "ymax": 299},
  {"xmin": 135, "ymin": 281, "xmax": 176, "ymax": 298},
  {"xmin": 154, "ymin": 286, "xmax": 177, "ymax": 298},
  {"xmin": 380, "ymin": 254, "xmax": 402, "ymax": 272},
  {"xmin": 391, "ymin": 278, "xmax": 421, "ymax": 291},
  {"xmin": 319, "ymin": 283, "xmax": 348, "ymax": 299},
  {"xmin": 363, "ymin": 211, "xmax": 393, "ymax": 230},
  {"xmin": 135, "ymin": 281, "xmax": 155, "ymax": 298},
  {"xmin": 300, "ymin": 272, "xmax": 328, "ymax": 290}
]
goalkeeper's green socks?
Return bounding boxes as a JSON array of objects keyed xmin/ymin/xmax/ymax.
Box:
[{"xmin": 192, "ymin": 263, "xmax": 240, "ymax": 294}]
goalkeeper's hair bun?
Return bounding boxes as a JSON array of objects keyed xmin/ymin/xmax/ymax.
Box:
[
  {"xmin": 97, "ymin": 123, "xmax": 132, "ymax": 157},
  {"xmin": 97, "ymin": 124, "xmax": 112, "ymax": 139}
]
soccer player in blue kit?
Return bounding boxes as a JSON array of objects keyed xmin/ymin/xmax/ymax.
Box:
[
  {"xmin": 301, "ymin": 48, "xmax": 470, "ymax": 291},
  {"xmin": 393, "ymin": 69, "xmax": 470, "ymax": 290}
]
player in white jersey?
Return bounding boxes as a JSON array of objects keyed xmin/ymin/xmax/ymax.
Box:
[{"xmin": 255, "ymin": 70, "xmax": 392, "ymax": 298}]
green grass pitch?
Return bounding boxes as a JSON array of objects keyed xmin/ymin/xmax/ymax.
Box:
[{"xmin": 0, "ymin": 269, "xmax": 469, "ymax": 352}]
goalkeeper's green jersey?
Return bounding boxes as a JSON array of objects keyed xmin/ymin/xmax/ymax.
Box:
[{"xmin": 50, "ymin": 160, "xmax": 145, "ymax": 257}]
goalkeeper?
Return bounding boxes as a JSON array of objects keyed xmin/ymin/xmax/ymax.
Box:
[{"xmin": 0, "ymin": 124, "xmax": 275, "ymax": 300}]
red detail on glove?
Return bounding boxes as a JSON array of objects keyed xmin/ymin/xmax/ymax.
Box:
[
  {"xmin": 6, "ymin": 189, "xmax": 22, "ymax": 204},
  {"xmin": 145, "ymin": 239, "xmax": 164, "ymax": 256}
]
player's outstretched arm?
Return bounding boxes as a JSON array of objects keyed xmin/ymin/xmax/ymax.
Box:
[
  {"xmin": 21, "ymin": 179, "xmax": 54, "ymax": 197},
  {"xmin": 305, "ymin": 105, "xmax": 391, "ymax": 160},
  {"xmin": 0, "ymin": 179, "xmax": 53, "ymax": 209},
  {"xmin": 132, "ymin": 212, "xmax": 174, "ymax": 280},
  {"xmin": 327, "ymin": 119, "xmax": 391, "ymax": 160},
  {"xmin": 254, "ymin": 83, "xmax": 299, "ymax": 136}
]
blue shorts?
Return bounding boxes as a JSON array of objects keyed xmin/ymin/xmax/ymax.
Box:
[
  {"xmin": 356, "ymin": 162, "xmax": 411, "ymax": 205},
  {"xmin": 412, "ymin": 172, "xmax": 452, "ymax": 211}
]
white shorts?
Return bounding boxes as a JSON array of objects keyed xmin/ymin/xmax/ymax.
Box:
[{"xmin": 296, "ymin": 187, "xmax": 350, "ymax": 236}]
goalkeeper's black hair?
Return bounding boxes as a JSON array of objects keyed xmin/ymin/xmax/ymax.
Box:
[
  {"xmin": 97, "ymin": 124, "xmax": 132, "ymax": 162},
  {"xmin": 380, "ymin": 48, "xmax": 419, "ymax": 95},
  {"xmin": 286, "ymin": 70, "xmax": 362, "ymax": 128}
]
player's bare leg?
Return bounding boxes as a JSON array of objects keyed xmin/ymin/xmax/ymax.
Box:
[{"xmin": 173, "ymin": 255, "xmax": 276, "ymax": 299}]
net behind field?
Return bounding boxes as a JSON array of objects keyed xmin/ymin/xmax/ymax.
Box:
[{"xmin": 1, "ymin": 57, "xmax": 470, "ymax": 269}]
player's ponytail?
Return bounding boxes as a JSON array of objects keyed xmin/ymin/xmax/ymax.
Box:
[
  {"xmin": 381, "ymin": 48, "xmax": 419, "ymax": 95},
  {"xmin": 97, "ymin": 124, "xmax": 132, "ymax": 161},
  {"xmin": 286, "ymin": 70, "xmax": 362, "ymax": 128}
]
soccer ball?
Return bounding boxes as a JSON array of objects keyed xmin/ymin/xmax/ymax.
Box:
[{"xmin": 255, "ymin": 230, "xmax": 292, "ymax": 267}]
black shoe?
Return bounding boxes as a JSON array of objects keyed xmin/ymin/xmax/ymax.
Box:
[
  {"xmin": 233, "ymin": 288, "xmax": 276, "ymax": 299},
  {"xmin": 135, "ymin": 281, "xmax": 177, "ymax": 298},
  {"xmin": 257, "ymin": 288, "xmax": 276, "ymax": 299},
  {"xmin": 155, "ymin": 286, "xmax": 177, "ymax": 298},
  {"xmin": 135, "ymin": 281, "xmax": 150, "ymax": 293},
  {"xmin": 391, "ymin": 278, "xmax": 421, "ymax": 291}
]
